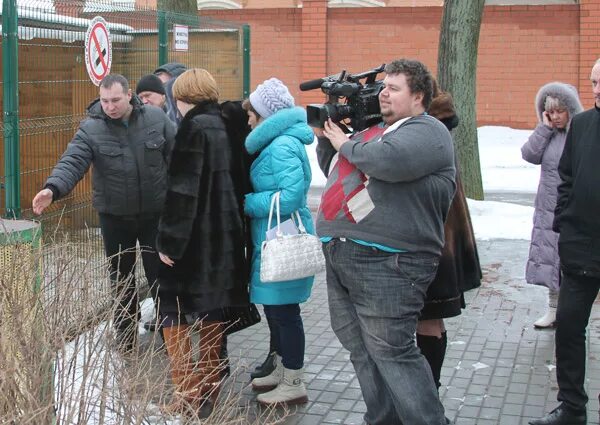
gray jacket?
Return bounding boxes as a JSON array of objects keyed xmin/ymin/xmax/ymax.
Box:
[
  {"xmin": 521, "ymin": 82, "xmax": 583, "ymax": 290},
  {"xmin": 45, "ymin": 95, "xmax": 176, "ymax": 216},
  {"xmin": 316, "ymin": 115, "xmax": 456, "ymax": 255}
]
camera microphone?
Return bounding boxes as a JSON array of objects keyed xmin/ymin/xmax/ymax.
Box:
[{"xmin": 299, "ymin": 78, "xmax": 326, "ymax": 92}]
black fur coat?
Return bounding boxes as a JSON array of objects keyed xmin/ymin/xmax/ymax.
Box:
[{"xmin": 156, "ymin": 101, "xmax": 250, "ymax": 314}]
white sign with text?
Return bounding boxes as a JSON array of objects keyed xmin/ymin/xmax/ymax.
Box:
[{"xmin": 173, "ymin": 24, "xmax": 189, "ymax": 52}]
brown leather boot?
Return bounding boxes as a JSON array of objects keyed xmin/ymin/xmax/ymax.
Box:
[
  {"xmin": 195, "ymin": 321, "xmax": 225, "ymax": 405},
  {"xmin": 161, "ymin": 324, "xmax": 203, "ymax": 415}
]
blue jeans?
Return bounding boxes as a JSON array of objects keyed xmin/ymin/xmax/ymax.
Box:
[
  {"xmin": 263, "ymin": 304, "xmax": 305, "ymax": 370},
  {"xmin": 323, "ymin": 239, "xmax": 446, "ymax": 425}
]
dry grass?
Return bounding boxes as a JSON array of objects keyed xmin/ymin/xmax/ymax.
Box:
[{"xmin": 0, "ymin": 234, "xmax": 287, "ymax": 425}]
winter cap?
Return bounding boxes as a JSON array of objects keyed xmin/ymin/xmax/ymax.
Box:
[
  {"xmin": 136, "ymin": 74, "xmax": 166, "ymax": 95},
  {"xmin": 153, "ymin": 62, "xmax": 187, "ymax": 79},
  {"xmin": 249, "ymin": 78, "xmax": 295, "ymax": 119}
]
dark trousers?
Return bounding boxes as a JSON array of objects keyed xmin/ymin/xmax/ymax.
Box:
[
  {"xmin": 99, "ymin": 213, "xmax": 160, "ymax": 341},
  {"xmin": 555, "ymin": 271, "xmax": 600, "ymax": 411},
  {"xmin": 263, "ymin": 304, "xmax": 304, "ymax": 370}
]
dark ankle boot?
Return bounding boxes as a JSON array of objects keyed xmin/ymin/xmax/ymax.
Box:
[
  {"xmin": 250, "ymin": 352, "xmax": 276, "ymax": 379},
  {"xmin": 416, "ymin": 332, "xmax": 447, "ymax": 389},
  {"xmin": 528, "ymin": 405, "xmax": 586, "ymax": 425}
]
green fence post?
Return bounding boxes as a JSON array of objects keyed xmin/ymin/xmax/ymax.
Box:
[
  {"xmin": 2, "ymin": 0, "xmax": 21, "ymax": 219},
  {"xmin": 242, "ymin": 24, "xmax": 250, "ymax": 99},
  {"xmin": 158, "ymin": 9, "xmax": 168, "ymax": 67}
]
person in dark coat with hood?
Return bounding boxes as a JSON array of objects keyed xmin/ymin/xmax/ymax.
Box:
[
  {"xmin": 416, "ymin": 85, "xmax": 482, "ymax": 392},
  {"xmin": 154, "ymin": 62, "xmax": 188, "ymax": 124},
  {"xmin": 155, "ymin": 68, "xmax": 249, "ymax": 414},
  {"xmin": 521, "ymin": 82, "xmax": 583, "ymax": 329}
]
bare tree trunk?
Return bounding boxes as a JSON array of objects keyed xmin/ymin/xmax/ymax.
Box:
[
  {"xmin": 158, "ymin": 0, "xmax": 197, "ymax": 14},
  {"xmin": 437, "ymin": 0, "xmax": 485, "ymax": 200}
]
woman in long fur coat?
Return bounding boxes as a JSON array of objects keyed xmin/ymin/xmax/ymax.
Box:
[
  {"xmin": 417, "ymin": 86, "xmax": 482, "ymax": 391},
  {"xmin": 521, "ymin": 82, "xmax": 583, "ymax": 328},
  {"xmin": 155, "ymin": 68, "xmax": 250, "ymax": 414}
]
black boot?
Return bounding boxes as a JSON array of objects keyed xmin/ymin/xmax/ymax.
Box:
[
  {"xmin": 528, "ymin": 405, "xmax": 586, "ymax": 425},
  {"xmin": 250, "ymin": 352, "xmax": 276, "ymax": 379},
  {"xmin": 416, "ymin": 332, "xmax": 447, "ymax": 389}
]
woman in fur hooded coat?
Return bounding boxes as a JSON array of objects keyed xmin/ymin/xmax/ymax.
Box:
[{"xmin": 521, "ymin": 82, "xmax": 583, "ymax": 328}]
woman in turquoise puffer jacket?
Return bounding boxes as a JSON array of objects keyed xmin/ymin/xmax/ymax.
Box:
[{"xmin": 243, "ymin": 78, "xmax": 315, "ymax": 406}]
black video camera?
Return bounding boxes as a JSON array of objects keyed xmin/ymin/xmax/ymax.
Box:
[{"xmin": 299, "ymin": 64, "xmax": 385, "ymax": 132}]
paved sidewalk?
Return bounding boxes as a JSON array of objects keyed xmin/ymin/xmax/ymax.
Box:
[{"xmin": 225, "ymin": 238, "xmax": 600, "ymax": 425}]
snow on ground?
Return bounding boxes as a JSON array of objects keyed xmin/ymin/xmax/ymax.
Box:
[
  {"xmin": 467, "ymin": 199, "xmax": 533, "ymax": 241},
  {"xmin": 477, "ymin": 126, "xmax": 538, "ymax": 193}
]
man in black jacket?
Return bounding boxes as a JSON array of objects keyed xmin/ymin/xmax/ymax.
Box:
[
  {"xmin": 530, "ymin": 60, "xmax": 600, "ymax": 425},
  {"xmin": 32, "ymin": 74, "xmax": 176, "ymax": 353}
]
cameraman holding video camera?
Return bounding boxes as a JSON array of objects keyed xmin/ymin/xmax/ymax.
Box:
[{"xmin": 315, "ymin": 59, "xmax": 455, "ymax": 425}]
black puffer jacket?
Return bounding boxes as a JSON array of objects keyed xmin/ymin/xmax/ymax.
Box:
[
  {"xmin": 45, "ymin": 95, "xmax": 176, "ymax": 215},
  {"xmin": 553, "ymin": 106, "xmax": 600, "ymax": 277}
]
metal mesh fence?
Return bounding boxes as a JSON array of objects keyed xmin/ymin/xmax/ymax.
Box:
[{"xmin": 0, "ymin": 0, "xmax": 248, "ymax": 323}]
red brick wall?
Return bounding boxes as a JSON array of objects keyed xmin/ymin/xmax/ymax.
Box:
[
  {"xmin": 478, "ymin": 6, "xmax": 580, "ymax": 128},
  {"xmin": 205, "ymin": 8, "xmax": 304, "ymax": 96},
  {"xmin": 579, "ymin": 0, "xmax": 600, "ymax": 108},
  {"xmin": 203, "ymin": 4, "xmax": 581, "ymax": 129}
]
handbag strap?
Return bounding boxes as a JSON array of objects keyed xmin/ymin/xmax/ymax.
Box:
[
  {"xmin": 266, "ymin": 192, "xmax": 307, "ymax": 237},
  {"xmin": 266, "ymin": 191, "xmax": 281, "ymax": 235},
  {"xmin": 293, "ymin": 210, "xmax": 307, "ymax": 233}
]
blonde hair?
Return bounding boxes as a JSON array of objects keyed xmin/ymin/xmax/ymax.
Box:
[
  {"xmin": 544, "ymin": 96, "xmax": 567, "ymax": 113},
  {"xmin": 172, "ymin": 68, "xmax": 219, "ymax": 104}
]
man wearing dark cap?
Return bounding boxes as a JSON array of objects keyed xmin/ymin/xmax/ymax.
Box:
[{"xmin": 136, "ymin": 74, "xmax": 167, "ymax": 110}]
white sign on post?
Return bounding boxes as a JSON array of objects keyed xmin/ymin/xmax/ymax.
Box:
[
  {"xmin": 174, "ymin": 25, "xmax": 189, "ymax": 52},
  {"xmin": 84, "ymin": 16, "xmax": 112, "ymax": 86}
]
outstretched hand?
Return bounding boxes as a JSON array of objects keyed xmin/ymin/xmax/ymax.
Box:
[
  {"xmin": 323, "ymin": 119, "xmax": 350, "ymax": 151},
  {"xmin": 32, "ymin": 189, "xmax": 53, "ymax": 215}
]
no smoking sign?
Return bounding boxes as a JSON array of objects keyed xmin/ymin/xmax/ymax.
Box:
[{"xmin": 85, "ymin": 16, "xmax": 112, "ymax": 86}]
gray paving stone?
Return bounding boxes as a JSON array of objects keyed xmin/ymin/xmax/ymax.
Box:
[{"xmin": 140, "ymin": 238, "xmax": 600, "ymax": 424}]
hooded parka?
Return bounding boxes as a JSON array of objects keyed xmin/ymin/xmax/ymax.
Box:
[
  {"xmin": 244, "ymin": 107, "xmax": 315, "ymax": 306},
  {"xmin": 521, "ymin": 82, "xmax": 583, "ymax": 290}
]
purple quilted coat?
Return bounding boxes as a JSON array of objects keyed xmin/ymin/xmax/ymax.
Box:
[{"xmin": 521, "ymin": 82, "xmax": 582, "ymax": 290}]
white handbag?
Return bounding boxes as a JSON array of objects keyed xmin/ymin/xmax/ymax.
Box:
[{"xmin": 260, "ymin": 192, "xmax": 326, "ymax": 283}]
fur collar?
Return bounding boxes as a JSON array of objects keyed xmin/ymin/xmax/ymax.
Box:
[
  {"xmin": 535, "ymin": 82, "xmax": 583, "ymax": 123},
  {"xmin": 175, "ymin": 101, "xmax": 220, "ymax": 143},
  {"xmin": 180, "ymin": 100, "xmax": 220, "ymax": 123},
  {"xmin": 245, "ymin": 107, "xmax": 314, "ymax": 154}
]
